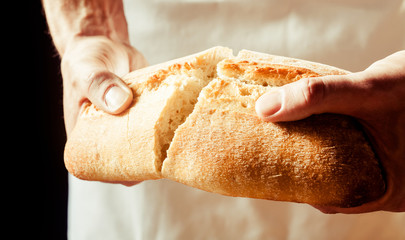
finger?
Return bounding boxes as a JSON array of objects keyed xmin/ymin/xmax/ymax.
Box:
[
  {"xmin": 87, "ymin": 71, "xmax": 133, "ymax": 114},
  {"xmin": 104, "ymin": 181, "xmax": 142, "ymax": 187},
  {"xmin": 255, "ymin": 73, "xmax": 366, "ymax": 122},
  {"xmin": 311, "ymin": 199, "xmax": 384, "ymax": 214},
  {"xmin": 312, "ymin": 205, "xmax": 366, "ymax": 214}
]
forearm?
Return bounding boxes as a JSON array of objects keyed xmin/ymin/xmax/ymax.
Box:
[{"xmin": 42, "ymin": 0, "xmax": 129, "ymax": 55}]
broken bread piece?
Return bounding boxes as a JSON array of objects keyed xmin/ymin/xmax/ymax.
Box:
[
  {"xmin": 64, "ymin": 47, "xmax": 385, "ymax": 208},
  {"xmin": 64, "ymin": 46, "xmax": 233, "ymax": 181},
  {"xmin": 162, "ymin": 51, "xmax": 385, "ymax": 208}
]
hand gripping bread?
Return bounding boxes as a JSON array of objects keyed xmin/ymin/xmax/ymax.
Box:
[
  {"xmin": 64, "ymin": 47, "xmax": 385, "ymax": 207},
  {"xmin": 64, "ymin": 47, "xmax": 234, "ymax": 181}
]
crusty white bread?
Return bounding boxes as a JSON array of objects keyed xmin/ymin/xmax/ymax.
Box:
[
  {"xmin": 64, "ymin": 47, "xmax": 385, "ymax": 207},
  {"xmin": 64, "ymin": 47, "xmax": 234, "ymax": 181},
  {"xmin": 162, "ymin": 51, "xmax": 385, "ymax": 207}
]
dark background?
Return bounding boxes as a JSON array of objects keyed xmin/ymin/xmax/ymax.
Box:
[{"xmin": 26, "ymin": 1, "xmax": 68, "ymax": 239}]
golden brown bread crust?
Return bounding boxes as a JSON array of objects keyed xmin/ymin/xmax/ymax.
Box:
[
  {"xmin": 65, "ymin": 47, "xmax": 385, "ymax": 207},
  {"xmin": 64, "ymin": 47, "xmax": 233, "ymax": 181},
  {"xmin": 163, "ymin": 108, "xmax": 383, "ymax": 207},
  {"xmin": 64, "ymin": 100, "xmax": 161, "ymax": 181},
  {"xmin": 162, "ymin": 54, "xmax": 385, "ymax": 207}
]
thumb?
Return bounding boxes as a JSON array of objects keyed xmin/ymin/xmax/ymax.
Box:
[
  {"xmin": 86, "ymin": 70, "xmax": 133, "ymax": 114},
  {"xmin": 61, "ymin": 36, "xmax": 136, "ymax": 116},
  {"xmin": 255, "ymin": 73, "xmax": 365, "ymax": 122}
]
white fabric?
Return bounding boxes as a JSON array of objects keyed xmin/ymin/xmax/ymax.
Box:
[{"xmin": 68, "ymin": 0, "xmax": 405, "ymax": 239}]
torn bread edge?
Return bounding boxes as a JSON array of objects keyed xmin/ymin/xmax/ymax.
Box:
[{"xmin": 64, "ymin": 47, "xmax": 234, "ymax": 181}]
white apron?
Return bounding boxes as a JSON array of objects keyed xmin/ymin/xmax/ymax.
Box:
[{"xmin": 68, "ymin": 0, "xmax": 405, "ymax": 239}]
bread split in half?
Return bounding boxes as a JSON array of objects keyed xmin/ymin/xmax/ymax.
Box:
[{"xmin": 64, "ymin": 47, "xmax": 385, "ymax": 207}]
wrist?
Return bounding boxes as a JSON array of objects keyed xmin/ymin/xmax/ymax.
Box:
[
  {"xmin": 74, "ymin": 1, "xmax": 129, "ymax": 43},
  {"xmin": 43, "ymin": 0, "xmax": 129, "ymax": 55}
]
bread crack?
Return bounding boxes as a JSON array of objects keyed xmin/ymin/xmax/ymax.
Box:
[{"xmin": 154, "ymin": 48, "xmax": 234, "ymax": 173}]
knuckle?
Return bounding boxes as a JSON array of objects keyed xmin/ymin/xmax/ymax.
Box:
[
  {"xmin": 87, "ymin": 71, "xmax": 116, "ymax": 93},
  {"xmin": 301, "ymin": 77, "xmax": 327, "ymax": 106}
]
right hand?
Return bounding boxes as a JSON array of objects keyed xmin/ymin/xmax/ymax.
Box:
[
  {"xmin": 61, "ymin": 36, "xmax": 148, "ymax": 135},
  {"xmin": 43, "ymin": 0, "xmax": 147, "ymax": 186},
  {"xmin": 61, "ymin": 36, "xmax": 148, "ymax": 187}
]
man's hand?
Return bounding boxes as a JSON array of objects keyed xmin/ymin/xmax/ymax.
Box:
[
  {"xmin": 256, "ymin": 51, "xmax": 405, "ymax": 213},
  {"xmin": 61, "ymin": 36, "xmax": 147, "ymax": 135},
  {"xmin": 43, "ymin": 0, "xmax": 147, "ymax": 186},
  {"xmin": 43, "ymin": 0, "xmax": 148, "ymax": 135}
]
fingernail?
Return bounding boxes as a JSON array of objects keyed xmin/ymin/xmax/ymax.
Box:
[
  {"xmin": 104, "ymin": 86, "xmax": 130, "ymax": 113},
  {"xmin": 255, "ymin": 90, "xmax": 282, "ymax": 119}
]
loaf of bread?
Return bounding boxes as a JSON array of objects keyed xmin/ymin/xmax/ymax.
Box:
[
  {"xmin": 64, "ymin": 47, "xmax": 385, "ymax": 207},
  {"xmin": 64, "ymin": 47, "xmax": 233, "ymax": 181}
]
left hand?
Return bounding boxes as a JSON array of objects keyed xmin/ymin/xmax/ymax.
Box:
[{"xmin": 255, "ymin": 51, "xmax": 405, "ymax": 213}]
